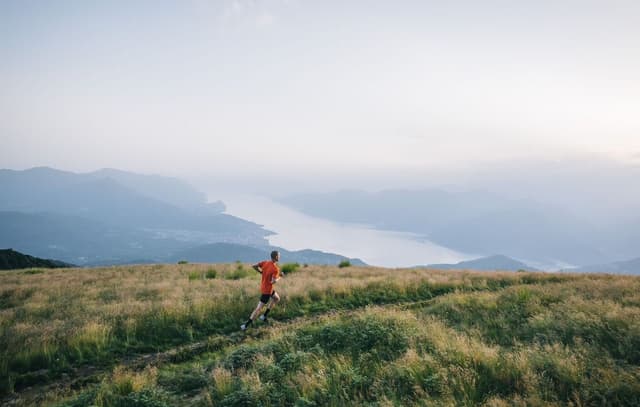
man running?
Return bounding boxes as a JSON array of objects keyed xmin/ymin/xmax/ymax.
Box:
[{"xmin": 241, "ymin": 250, "xmax": 282, "ymax": 330}]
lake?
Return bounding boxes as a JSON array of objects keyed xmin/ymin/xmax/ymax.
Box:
[{"xmin": 214, "ymin": 194, "xmax": 472, "ymax": 268}]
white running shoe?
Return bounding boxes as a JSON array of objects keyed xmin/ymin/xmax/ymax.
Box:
[
  {"xmin": 240, "ymin": 323, "xmax": 247, "ymax": 330},
  {"xmin": 259, "ymin": 315, "xmax": 267, "ymax": 322}
]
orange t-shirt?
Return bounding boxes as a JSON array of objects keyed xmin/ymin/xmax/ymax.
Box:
[{"xmin": 259, "ymin": 260, "xmax": 280, "ymax": 294}]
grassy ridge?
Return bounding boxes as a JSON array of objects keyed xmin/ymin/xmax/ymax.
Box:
[
  {"xmin": 1, "ymin": 264, "xmax": 639, "ymax": 406},
  {"xmin": 0, "ymin": 265, "xmax": 547, "ymax": 390}
]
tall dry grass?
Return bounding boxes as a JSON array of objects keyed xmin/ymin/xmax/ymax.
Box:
[{"xmin": 2, "ymin": 264, "xmax": 639, "ymax": 406}]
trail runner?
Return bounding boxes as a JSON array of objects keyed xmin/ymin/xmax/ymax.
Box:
[{"xmin": 241, "ymin": 250, "xmax": 282, "ymax": 330}]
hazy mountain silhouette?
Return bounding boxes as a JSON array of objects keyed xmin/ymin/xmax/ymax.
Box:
[
  {"xmin": 169, "ymin": 243, "xmax": 366, "ymax": 266},
  {"xmin": 0, "ymin": 211, "xmax": 196, "ymax": 264},
  {"xmin": 0, "ymin": 168, "xmax": 271, "ymax": 265},
  {"xmin": 0, "ymin": 248, "xmax": 74, "ymax": 270},
  {"xmin": 0, "ymin": 167, "xmax": 366, "ymax": 266},
  {"xmin": 568, "ymin": 257, "xmax": 640, "ymax": 275},
  {"xmin": 0, "ymin": 167, "xmax": 238, "ymax": 230},
  {"xmin": 280, "ymin": 189, "xmax": 632, "ymax": 266},
  {"xmin": 1, "ymin": 167, "xmax": 218, "ymax": 211},
  {"xmin": 423, "ymin": 255, "xmax": 538, "ymax": 271},
  {"xmin": 90, "ymin": 168, "xmax": 211, "ymax": 210}
]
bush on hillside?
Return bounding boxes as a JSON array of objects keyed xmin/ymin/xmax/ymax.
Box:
[
  {"xmin": 224, "ymin": 263, "xmax": 252, "ymax": 280},
  {"xmin": 281, "ymin": 263, "xmax": 300, "ymax": 274}
]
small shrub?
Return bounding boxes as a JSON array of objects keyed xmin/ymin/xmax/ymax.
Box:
[
  {"xmin": 188, "ymin": 271, "xmax": 202, "ymax": 281},
  {"xmin": 22, "ymin": 269, "xmax": 44, "ymax": 275},
  {"xmin": 177, "ymin": 260, "xmax": 189, "ymax": 265},
  {"xmin": 257, "ymin": 364, "xmax": 285, "ymax": 383},
  {"xmin": 224, "ymin": 265, "xmax": 252, "ymax": 280},
  {"xmin": 206, "ymin": 269, "xmax": 217, "ymax": 279},
  {"xmin": 338, "ymin": 260, "xmax": 351, "ymax": 268},
  {"xmin": 224, "ymin": 346, "xmax": 261, "ymax": 371},
  {"xmin": 281, "ymin": 263, "xmax": 300, "ymax": 275}
]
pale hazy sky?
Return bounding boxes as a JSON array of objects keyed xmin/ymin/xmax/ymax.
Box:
[{"xmin": 1, "ymin": 0, "xmax": 640, "ymax": 178}]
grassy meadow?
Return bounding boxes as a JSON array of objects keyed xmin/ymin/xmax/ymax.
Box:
[{"xmin": 1, "ymin": 262, "xmax": 639, "ymax": 406}]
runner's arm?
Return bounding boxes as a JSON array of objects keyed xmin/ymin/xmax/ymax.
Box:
[
  {"xmin": 252, "ymin": 263, "xmax": 262, "ymax": 273},
  {"xmin": 271, "ymin": 269, "xmax": 282, "ymax": 284}
]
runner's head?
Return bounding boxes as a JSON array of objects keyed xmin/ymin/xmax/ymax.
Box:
[{"xmin": 270, "ymin": 250, "xmax": 280, "ymax": 262}]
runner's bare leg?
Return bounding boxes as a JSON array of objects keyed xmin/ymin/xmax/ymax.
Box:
[
  {"xmin": 249, "ymin": 301, "xmax": 265, "ymax": 320},
  {"xmin": 268, "ymin": 292, "xmax": 280, "ymax": 309}
]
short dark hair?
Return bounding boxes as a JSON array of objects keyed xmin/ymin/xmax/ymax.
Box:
[{"xmin": 270, "ymin": 250, "xmax": 279, "ymax": 261}]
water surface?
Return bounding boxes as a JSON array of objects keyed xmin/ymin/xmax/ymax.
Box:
[{"xmin": 216, "ymin": 194, "xmax": 471, "ymax": 268}]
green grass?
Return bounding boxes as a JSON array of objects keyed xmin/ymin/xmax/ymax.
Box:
[
  {"xmin": 223, "ymin": 264, "xmax": 252, "ymax": 280},
  {"xmin": 59, "ymin": 306, "xmax": 640, "ymax": 406},
  {"xmin": 1, "ymin": 265, "xmax": 639, "ymax": 406},
  {"xmin": 281, "ymin": 263, "xmax": 300, "ymax": 274}
]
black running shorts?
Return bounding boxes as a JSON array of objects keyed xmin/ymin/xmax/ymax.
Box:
[{"xmin": 260, "ymin": 291, "xmax": 276, "ymax": 304}]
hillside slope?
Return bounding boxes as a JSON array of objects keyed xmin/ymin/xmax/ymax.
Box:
[
  {"xmin": 170, "ymin": 242, "xmax": 366, "ymax": 265},
  {"xmin": 1, "ymin": 265, "xmax": 638, "ymax": 405},
  {"xmin": 424, "ymin": 254, "xmax": 538, "ymax": 271},
  {"xmin": 571, "ymin": 256, "xmax": 640, "ymax": 275},
  {"xmin": 0, "ymin": 168, "xmax": 270, "ymax": 264},
  {"xmin": 0, "ymin": 248, "xmax": 74, "ymax": 270}
]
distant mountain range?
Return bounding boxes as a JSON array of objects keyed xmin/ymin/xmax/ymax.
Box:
[
  {"xmin": 280, "ymin": 189, "xmax": 640, "ymax": 267},
  {"xmin": 566, "ymin": 257, "xmax": 640, "ymax": 275},
  {"xmin": 169, "ymin": 243, "xmax": 366, "ymax": 266},
  {"xmin": 4, "ymin": 167, "xmax": 635, "ymax": 271},
  {"xmin": 0, "ymin": 248, "xmax": 74, "ymax": 270},
  {"xmin": 0, "ymin": 167, "xmax": 361, "ymax": 266},
  {"xmin": 421, "ymin": 255, "xmax": 538, "ymax": 272},
  {"xmin": 1, "ymin": 167, "xmax": 214, "ymax": 212},
  {"xmin": 0, "ymin": 167, "xmax": 243, "ymax": 232}
]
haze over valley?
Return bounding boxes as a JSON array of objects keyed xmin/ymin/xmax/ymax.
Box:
[{"xmin": 1, "ymin": 165, "xmax": 638, "ymax": 273}]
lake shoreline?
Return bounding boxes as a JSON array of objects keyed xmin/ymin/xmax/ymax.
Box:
[{"xmin": 213, "ymin": 194, "xmax": 472, "ymax": 268}]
